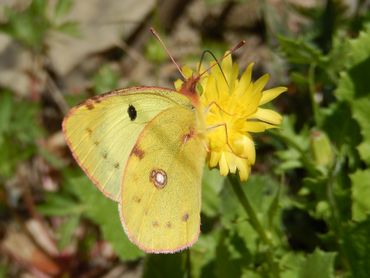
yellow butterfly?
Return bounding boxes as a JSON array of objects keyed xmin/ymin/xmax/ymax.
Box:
[{"xmin": 63, "ymin": 74, "xmax": 207, "ymax": 253}]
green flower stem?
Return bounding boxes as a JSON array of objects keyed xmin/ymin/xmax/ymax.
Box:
[
  {"xmin": 228, "ymin": 175, "xmax": 279, "ymax": 278},
  {"xmin": 308, "ymin": 63, "xmax": 321, "ymax": 125},
  {"xmin": 326, "ymin": 158, "xmax": 351, "ymax": 272},
  {"xmin": 270, "ymin": 130, "xmax": 317, "ymax": 176}
]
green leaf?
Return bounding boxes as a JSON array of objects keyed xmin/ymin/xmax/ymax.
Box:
[
  {"xmin": 143, "ymin": 253, "xmax": 186, "ymax": 278},
  {"xmin": 0, "ymin": 91, "xmax": 42, "ymax": 178},
  {"xmin": 55, "ymin": 21, "xmax": 80, "ymax": 37},
  {"xmin": 0, "ymin": 92, "xmax": 12, "ymax": 142},
  {"xmin": 145, "ymin": 37, "xmax": 168, "ymax": 64},
  {"xmin": 241, "ymin": 270, "xmax": 263, "ymax": 278},
  {"xmin": 342, "ymin": 217, "xmax": 370, "ymax": 278},
  {"xmin": 351, "ymin": 98, "xmax": 370, "ymax": 165},
  {"xmin": 205, "ymin": 0, "xmax": 228, "ymax": 5},
  {"xmin": 351, "ymin": 169, "xmax": 370, "ymax": 221},
  {"xmin": 321, "ymin": 102, "xmax": 361, "ymax": 149},
  {"xmin": 30, "ymin": 0, "xmax": 48, "ymax": 15},
  {"xmin": 280, "ymin": 250, "xmax": 336, "ymax": 278},
  {"xmin": 70, "ymin": 175, "xmax": 144, "ymax": 261},
  {"xmin": 274, "ymin": 116, "xmax": 311, "ymax": 173},
  {"xmin": 325, "ymin": 34, "xmax": 351, "ymax": 80},
  {"xmin": 190, "ymin": 231, "xmax": 220, "ymax": 277},
  {"xmin": 336, "ymin": 57, "xmax": 370, "ymax": 101},
  {"xmin": 298, "ymin": 249, "xmax": 336, "ymax": 278},
  {"xmin": 278, "ymin": 36, "xmax": 325, "ymax": 65},
  {"xmin": 280, "ymin": 252, "xmax": 306, "ymax": 278},
  {"xmin": 290, "ymin": 72, "xmax": 309, "ymax": 87},
  {"xmin": 0, "ymin": 2, "xmax": 50, "ymax": 50},
  {"xmin": 221, "ymin": 175, "xmax": 280, "ymax": 251},
  {"xmin": 334, "ymin": 27, "xmax": 370, "ymax": 167},
  {"xmin": 267, "ymin": 182, "xmax": 281, "ymax": 229},
  {"xmin": 0, "ymin": 137, "xmax": 35, "ymax": 177},
  {"xmin": 54, "ymin": 0, "xmax": 73, "ymax": 19},
  {"xmin": 37, "ymin": 193, "xmax": 83, "ymax": 216},
  {"xmin": 0, "ymin": 264, "xmax": 8, "ymax": 278},
  {"xmin": 347, "ymin": 26, "xmax": 370, "ymax": 67},
  {"xmin": 93, "ymin": 65, "xmax": 120, "ymax": 94},
  {"xmin": 336, "ymin": 26, "xmax": 370, "ymax": 101},
  {"xmin": 38, "ymin": 147, "xmax": 66, "ymax": 170},
  {"xmin": 335, "ymin": 71, "xmax": 355, "ymax": 101},
  {"xmin": 57, "ymin": 215, "xmax": 80, "ymax": 250},
  {"xmin": 201, "ymin": 168, "xmax": 224, "ymax": 217},
  {"xmin": 214, "ymin": 231, "xmax": 247, "ymax": 278}
]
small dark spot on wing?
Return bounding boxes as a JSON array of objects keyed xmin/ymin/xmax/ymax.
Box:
[
  {"xmin": 133, "ymin": 196, "xmax": 141, "ymax": 203},
  {"xmin": 182, "ymin": 213, "xmax": 189, "ymax": 222},
  {"xmin": 131, "ymin": 145, "xmax": 145, "ymax": 159},
  {"xmin": 114, "ymin": 162, "xmax": 120, "ymax": 169},
  {"xmin": 127, "ymin": 104, "xmax": 137, "ymax": 121}
]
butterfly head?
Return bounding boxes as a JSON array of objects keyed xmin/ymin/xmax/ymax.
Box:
[{"xmin": 178, "ymin": 74, "xmax": 201, "ymax": 107}]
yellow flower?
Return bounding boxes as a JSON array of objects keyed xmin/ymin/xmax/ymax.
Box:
[{"xmin": 175, "ymin": 54, "xmax": 286, "ymax": 181}]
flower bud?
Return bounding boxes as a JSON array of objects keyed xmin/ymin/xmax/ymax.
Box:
[{"xmin": 310, "ymin": 130, "xmax": 334, "ymax": 169}]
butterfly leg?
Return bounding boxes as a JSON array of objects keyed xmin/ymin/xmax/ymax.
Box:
[
  {"xmin": 203, "ymin": 101, "xmax": 237, "ymax": 117},
  {"xmin": 205, "ymin": 122, "xmax": 248, "ymax": 160}
]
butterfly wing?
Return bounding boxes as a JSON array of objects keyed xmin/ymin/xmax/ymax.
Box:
[
  {"xmin": 119, "ymin": 105, "xmax": 206, "ymax": 253},
  {"xmin": 62, "ymin": 87, "xmax": 193, "ymax": 201}
]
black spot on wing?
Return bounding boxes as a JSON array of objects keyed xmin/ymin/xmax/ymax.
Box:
[{"xmin": 127, "ymin": 104, "xmax": 137, "ymax": 121}]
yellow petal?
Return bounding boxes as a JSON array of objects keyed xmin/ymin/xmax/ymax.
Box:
[
  {"xmin": 233, "ymin": 135, "xmax": 255, "ymax": 164},
  {"xmin": 250, "ymin": 108, "xmax": 282, "ymax": 125},
  {"xmin": 229, "ymin": 63, "xmax": 239, "ymax": 91},
  {"xmin": 209, "ymin": 151, "xmax": 221, "ymax": 167},
  {"xmin": 252, "ymin": 74, "xmax": 269, "ymax": 94},
  {"xmin": 203, "ymin": 75, "xmax": 218, "ymax": 103},
  {"xmin": 221, "ymin": 52, "xmax": 233, "ymax": 83},
  {"xmin": 236, "ymin": 159, "xmax": 250, "ymax": 181},
  {"xmin": 242, "ymin": 89, "xmax": 262, "ymax": 117},
  {"xmin": 244, "ymin": 121, "xmax": 277, "ymax": 132},
  {"xmin": 239, "ymin": 63, "xmax": 254, "ymax": 91},
  {"xmin": 226, "ymin": 152, "xmax": 237, "ymax": 174},
  {"xmin": 260, "ymin": 87, "xmax": 287, "ymax": 105},
  {"xmin": 174, "ymin": 79, "xmax": 183, "ymax": 91},
  {"xmin": 243, "ymin": 136, "xmax": 256, "ymax": 164},
  {"xmin": 182, "ymin": 66, "xmax": 193, "ymax": 79},
  {"xmin": 219, "ymin": 152, "xmax": 229, "ymax": 176}
]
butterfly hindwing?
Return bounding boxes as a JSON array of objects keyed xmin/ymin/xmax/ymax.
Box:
[
  {"xmin": 62, "ymin": 87, "xmax": 192, "ymax": 201},
  {"xmin": 119, "ymin": 106, "xmax": 206, "ymax": 253}
]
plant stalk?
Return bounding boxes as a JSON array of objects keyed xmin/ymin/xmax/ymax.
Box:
[
  {"xmin": 228, "ymin": 175, "xmax": 279, "ymax": 278},
  {"xmin": 308, "ymin": 63, "xmax": 320, "ymax": 125}
]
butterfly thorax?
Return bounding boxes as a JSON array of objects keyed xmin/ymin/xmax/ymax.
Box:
[{"xmin": 178, "ymin": 74, "xmax": 208, "ymax": 150}]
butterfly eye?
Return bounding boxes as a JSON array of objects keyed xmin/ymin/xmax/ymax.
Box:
[{"xmin": 127, "ymin": 105, "xmax": 137, "ymax": 121}]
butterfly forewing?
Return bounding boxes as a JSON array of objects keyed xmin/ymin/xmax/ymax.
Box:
[{"xmin": 62, "ymin": 87, "xmax": 192, "ymax": 201}]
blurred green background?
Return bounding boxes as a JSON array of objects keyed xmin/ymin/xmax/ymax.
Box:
[{"xmin": 0, "ymin": 0, "xmax": 370, "ymax": 277}]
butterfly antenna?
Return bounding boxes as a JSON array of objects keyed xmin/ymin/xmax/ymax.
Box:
[
  {"xmin": 198, "ymin": 40, "xmax": 246, "ymax": 79},
  {"xmin": 198, "ymin": 50, "xmax": 229, "ymax": 86},
  {"xmin": 150, "ymin": 28, "xmax": 186, "ymax": 80}
]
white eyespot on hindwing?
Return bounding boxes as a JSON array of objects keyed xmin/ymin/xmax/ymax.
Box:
[{"xmin": 150, "ymin": 169, "xmax": 167, "ymax": 189}]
